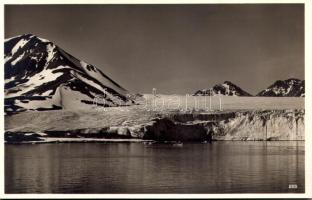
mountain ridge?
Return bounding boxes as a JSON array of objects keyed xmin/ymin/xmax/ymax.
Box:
[
  {"xmin": 194, "ymin": 79, "xmax": 304, "ymax": 97},
  {"xmin": 194, "ymin": 81, "xmax": 252, "ymax": 96},
  {"xmin": 257, "ymin": 78, "xmax": 305, "ymax": 97},
  {"xmin": 5, "ymin": 34, "xmax": 133, "ymax": 114}
]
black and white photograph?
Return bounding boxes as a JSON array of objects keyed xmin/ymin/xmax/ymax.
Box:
[{"xmin": 2, "ymin": 1, "xmax": 311, "ymax": 197}]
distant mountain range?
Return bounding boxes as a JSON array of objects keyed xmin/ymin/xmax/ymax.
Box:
[
  {"xmin": 194, "ymin": 81, "xmax": 252, "ymax": 96},
  {"xmin": 257, "ymin": 78, "xmax": 305, "ymax": 97},
  {"xmin": 4, "ymin": 34, "xmax": 133, "ymax": 114},
  {"xmin": 194, "ymin": 79, "xmax": 305, "ymax": 97}
]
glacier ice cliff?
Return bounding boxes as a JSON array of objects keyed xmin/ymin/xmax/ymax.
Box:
[{"xmin": 5, "ymin": 109, "xmax": 304, "ymax": 142}]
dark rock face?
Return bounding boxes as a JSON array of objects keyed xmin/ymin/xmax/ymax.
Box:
[
  {"xmin": 5, "ymin": 132, "xmax": 43, "ymax": 143},
  {"xmin": 257, "ymin": 78, "xmax": 305, "ymax": 97},
  {"xmin": 143, "ymin": 118, "xmax": 208, "ymax": 142},
  {"xmin": 194, "ymin": 81, "xmax": 252, "ymax": 96},
  {"xmin": 44, "ymin": 128, "xmax": 132, "ymax": 139}
]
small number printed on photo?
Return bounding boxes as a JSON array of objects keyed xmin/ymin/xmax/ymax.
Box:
[{"xmin": 289, "ymin": 184, "xmax": 298, "ymax": 189}]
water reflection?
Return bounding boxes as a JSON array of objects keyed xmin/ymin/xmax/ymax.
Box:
[{"xmin": 5, "ymin": 141, "xmax": 304, "ymax": 193}]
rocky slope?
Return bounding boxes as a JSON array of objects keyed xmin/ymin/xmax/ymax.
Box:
[
  {"xmin": 194, "ymin": 81, "xmax": 252, "ymax": 96},
  {"xmin": 257, "ymin": 78, "xmax": 305, "ymax": 97},
  {"xmin": 4, "ymin": 34, "xmax": 133, "ymax": 114}
]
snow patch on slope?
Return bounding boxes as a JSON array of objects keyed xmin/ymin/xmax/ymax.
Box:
[
  {"xmin": 11, "ymin": 39, "xmax": 29, "ymax": 55},
  {"xmin": 11, "ymin": 52, "xmax": 25, "ymax": 65},
  {"xmin": 5, "ymin": 66, "xmax": 67, "ymax": 98},
  {"xmin": 45, "ymin": 43, "xmax": 56, "ymax": 63}
]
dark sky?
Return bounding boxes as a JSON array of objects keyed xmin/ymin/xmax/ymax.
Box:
[{"xmin": 5, "ymin": 4, "xmax": 304, "ymax": 94}]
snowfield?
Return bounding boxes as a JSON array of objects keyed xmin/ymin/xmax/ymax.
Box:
[{"xmin": 141, "ymin": 95, "xmax": 304, "ymax": 111}]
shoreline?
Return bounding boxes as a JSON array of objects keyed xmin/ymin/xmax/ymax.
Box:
[
  {"xmin": 5, "ymin": 137, "xmax": 155, "ymax": 144},
  {"xmin": 4, "ymin": 137, "xmax": 305, "ymax": 144}
]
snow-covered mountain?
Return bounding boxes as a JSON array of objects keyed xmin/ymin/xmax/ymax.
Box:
[
  {"xmin": 194, "ymin": 81, "xmax": 252, "ymax": 96},
  {"xmin": 5, "ymin": 34, "xmax": 134, "ymax": 114},
  {"xmin": 257, "ymin": 78, "xmax": 305, "ymax": 97}
]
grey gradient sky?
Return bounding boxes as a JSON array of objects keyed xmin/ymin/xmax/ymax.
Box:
[{"xmin": 5, "ymin": 4, "xmax": 304, "ymax": 94}]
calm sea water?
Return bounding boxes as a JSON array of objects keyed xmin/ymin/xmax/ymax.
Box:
[{"xmin": 5, "ymin": 141, "xmax": 304, "ymax": 193}]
